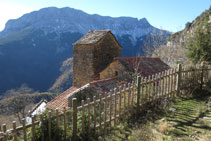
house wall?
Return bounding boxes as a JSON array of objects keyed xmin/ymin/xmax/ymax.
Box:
[
  {"xmin": 31, "ymin": 102, "xmax": 46, "ymax": 116},
  {"xmin": 100, "ymin": 60, "xmax": 132, "ymax": 80},
  {"xmin": 26, "ymin": 102, "xmax": 46, "ymax": 124},
  {"xmin": 73, "ymin": 45, "xmax": 95, "ymax": 87},
  {"xmin": 68, "ymin": 85, "xmax": 97, "ymax": 107},
  {"xmin": 73, "ymin": 32, "xmax": 121, "ymax": 87},
  {"xmin": 93, "ymin": 33, "xmax": 121, "ymax": 75}
]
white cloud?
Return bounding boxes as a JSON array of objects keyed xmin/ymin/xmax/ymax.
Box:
[{"xmin": 0, "ymin": 2, "xmax": 35, "ymax": 31}]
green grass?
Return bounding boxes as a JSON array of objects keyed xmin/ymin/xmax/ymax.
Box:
[
  {"xmin": 101, "ymin": 88, "xmax": 211, "ymax": 141},
  {"xmin": 164, "ymin": 91, "xmax": 211, "ymax": 140}
]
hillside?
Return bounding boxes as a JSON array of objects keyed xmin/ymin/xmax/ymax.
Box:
[
  {"xmin": 167, "ymin": 7, "xmax": 211, "ymax": 48},
  {"xmin": 154, "ymin": 6, "xmax": 211, "ymax": 65},
  {"xmin": 49, "ymin": 58, "xmax": 73, "ymax": 93},
  {"xmin": 0, "ymin": 7, "xmax": 170, "ymax": 95}
]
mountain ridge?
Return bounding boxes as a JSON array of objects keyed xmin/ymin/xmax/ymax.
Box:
[
  {"xmin": 153, "ymin": 6, "xmax": 211, "ymax": 65},
  {"xmin": 0, "ymin": 6, "xmax": 170, "ymax": 95},
  {"xmin": 0, "ymin": 7, "xmax": 165, "ymax": 41}
]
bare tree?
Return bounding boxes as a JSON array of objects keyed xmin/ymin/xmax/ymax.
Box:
[
  {"xmin": 152, "ymin": 45, "xmax": 187, "ymax": 66},
  {"xmin": 1, "ymin": 84, "xmax": 34, "ymax": 98},
  {"xmin": 143, "ymin": 28, "xmax": 168, "ymax": 57},
  {"xmin": 0, "ymin": 94, "xmax": 33, "ymax": 123}
]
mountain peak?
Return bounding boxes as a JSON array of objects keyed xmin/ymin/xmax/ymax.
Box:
[
  {"xmin": 0, "ymin": 6, "xmax": 170, "ymax": 95},
  {"xmin": 0, "ymin": 7, "xmax": 158, "ymax": 39}
]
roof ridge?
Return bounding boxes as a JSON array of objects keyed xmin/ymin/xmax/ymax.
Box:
[
  {"xmin": 49, "ymin": 87, "xmax": 74, "ymax": 102},
  {"xmin": 114, "ymin": 57, "xmax": 160, "ymax": 60},
  {"xmin": 90, "ymin": 77, "xmax": 119, "ymax": 85},
  {"xmin": 73, "ymin": 30, "xmax": 110, "ymax": 45},
  {"xmin": 89, "ymin": 29, "xmax": 110, "ymax": 32},
  {"xmin": 29, "ymin": 99, "xmax": 47, "ymax": 115}
]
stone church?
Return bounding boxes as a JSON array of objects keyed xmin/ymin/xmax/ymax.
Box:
[
  {"xmin": 73, "ymin": 30, "xmax": 121, "ymax": 87},
  {"xmin": 47, "ymin": 30, "xmax": 169, "ymax": 111}
]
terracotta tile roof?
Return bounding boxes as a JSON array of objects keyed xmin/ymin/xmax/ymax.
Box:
[
  {"xmin": 114, "ymin": 57, "xmax": 169, "ymax": 77},
  {"xmin": 73, "ymin": 30, "xmax": 110, "ymax": 45},
  {"xmin": 92, "ymin": 73, "xmax": 100, "ymax": 80},
  {"xmin": 89, "ymin": 77, "xmax": 123, "ymax": 93},
  {"xmin": 46, "ymin": 86, "xmax": 78, "ymax": 111},
  {"xmin": 46, "ymin": 78, "xmax": 123, "ymax": 110}
]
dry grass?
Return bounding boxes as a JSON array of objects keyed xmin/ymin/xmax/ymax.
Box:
[
  {"xmin": 157, "ymin": 118, "xmax": 169, "ymax": 133},
  {"xmin": 102, "ymin": 88, "xmax": 211, "ymax": 141},
  {"xmin": 0, "ymin": 115, "xmax": 20, "ymax": 128}
]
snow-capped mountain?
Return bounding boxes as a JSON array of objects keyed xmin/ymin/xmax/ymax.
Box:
[
  {"xmin": 0, "ymin": 7, "xmax": 170, "ymax": 94},
  {"xmin": 0, "ymin": 7, "xmax": 166, "ymax": 42}
]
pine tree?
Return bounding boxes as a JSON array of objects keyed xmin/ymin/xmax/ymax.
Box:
[{"xmin": 186, "ymin": 24, "xmax": 211, "ymax": 63}]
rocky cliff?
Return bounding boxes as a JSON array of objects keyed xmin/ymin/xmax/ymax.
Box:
[
  {"xmin": 156, "ymin": 6, "xmax": 211, "ymax": 65},
  {"xmin": 167, "ymin": 7, "xmax": 211, "ymax": 48}
]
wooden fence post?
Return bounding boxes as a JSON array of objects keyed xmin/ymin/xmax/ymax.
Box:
[
  {"xmin": 170, "ymin": 69, "xmax": 173, "ymax": 97},
  {"xmin": 200, "ymin": 62, "xmax": 204, "ymax": 90},
  {"xmin": 167, "ymin": 70, "xmax": 171, "ymax": 98},
  {"xmin": 104, "ymin": 94, "xmax": 108, "ymax": 135},
  {"xmin": 13, "ymin": 121, "xmax": 17, "ymax": 141},
  {"xmin": 48, "ymin": 111, "xmax": 52, "ymax": 141},
  {"xmin": 176, "ymin": 64, "xmax": 182, "ymax": 96},
  {"xmin": 40, "ymin": 115, "xmax": 44, "ymax": 141},
  {"xmin": 151, "ymin": 75, "xmax": 155, "ymax": 101},
  {"xmin": 32, "ymin": 116, "xmax": 35, "ymax": 141},
  {"xmin": 3, "ymin": 124, "xmax": 7, "ymax": 141},
  {"xmin": 158, "ymin": 73, "xmax": 162, "ymax": 98},
  {"xmin": 81, "ymin": 100, "xmax": 85, "ymax": 135},
  {"xmin": 109, "ymin": 92, "xmax": 112, "ymax": 130},
  {"xmin": 99, "ymin": 94, "xmax": 102, "ymax": 135},
  {"xmin": 131, "ymin": 81, "xmax": 135, "ymax": 111},
  {"xmin": 119, "ymin": 86, "xmax": 122, "ymax": 121},
  {"xmin": 93, "ymin": 96, "xmax": 96, "ymax": 134},
  {"xmin": 127, "ymin": 84, "xmax": 131, "ymax": 114},
  {"xmin": 148, "ymin": 75, "xmax": 152, "ymax": 101},
  {"xmin": 114, "ymin": 88, "xmax": 117, "ymax": 126},
  {"xmin": 72, "ymin": 98, "xmax": 78, "ymax": 140},
  {"xmin": 87, "ymin": 98, "xmax": 91, "ymax": 136},
  {"xmin": 136, "ymin": 76, "xmax": 141, "ymax": 115},
  {"xmin": 56, "ymin": 108, "xmax": 59, "ymax": 129},
  {"xmin": 22, "ymin": 119, "xmax": 27, "ymax": 141},
  {"xmin": 63, "ymin": 107, "xmax": 67, "ymax": 140},
  {"xmin": 123, "ymin": 85, "xmax": 126, "ymax": 115}
]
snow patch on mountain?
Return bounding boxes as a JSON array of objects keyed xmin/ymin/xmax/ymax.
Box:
[{"xmin": 0, "ymin": 7, "xmax": 169, "ymax": 43}]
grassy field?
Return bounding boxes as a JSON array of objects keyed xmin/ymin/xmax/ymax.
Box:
[{"xmin": 101, "ymin": 88, "xmax": 211, "ymax": 141}]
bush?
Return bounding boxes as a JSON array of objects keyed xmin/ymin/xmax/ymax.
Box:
[
  {"xmin": 32, "ymin": 114, "xmax": 67, "ymax": 141},
  {"xmin": 186, "ymin": 24, "xmax": 211, "ymax": 64}
]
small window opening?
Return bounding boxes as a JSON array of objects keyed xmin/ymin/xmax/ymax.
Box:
[{"xmin": 115, "ymin": 71, "xmax": 118, "ymax": 76}]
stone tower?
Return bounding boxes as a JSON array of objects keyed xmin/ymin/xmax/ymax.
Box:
[{"xmin": 73, "ymin": 30, "xmax": 121, "ymax": 87}]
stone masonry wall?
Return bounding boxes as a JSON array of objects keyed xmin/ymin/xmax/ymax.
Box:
[
  {"xmin": 93, "ymin": 33, "xmax": 121, "ymax": 74},
  {"xmin": 100, "ymin": 60, "xmax": 132, "ymax": 80},
  {"xmin": 73, "ymin": 32, "xmax": 121, "ymax": 87},
  {"xmin": 73, "ymin": 45, "xmax": 94, "ymax": 87}
]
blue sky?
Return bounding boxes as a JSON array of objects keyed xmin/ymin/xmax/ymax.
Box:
[{"xmin": 0, "ymin": 0, "xmax": 210, "ymax": 32}]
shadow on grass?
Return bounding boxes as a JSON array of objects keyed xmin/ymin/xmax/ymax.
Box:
[
  {"xmin": 104, "ymin": 87, "xmax": 211, "ymax": 140},
  {"xmin": 104, "ymin": 101, "xmax": 168, "ymax": 140},
  {"xmin": 166, "ymin": 88, "xmax": 211, "ymax": 138}
]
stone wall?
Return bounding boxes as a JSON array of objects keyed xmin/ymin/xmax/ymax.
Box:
[
  {"xmin": 73, "ymin": 32, "xmax": 121, "ymax": 87},
  {"xmin": 73, "ymin": 45, "xmax": 95, "ymax": 87},
  {"xmin": 93, "ymin": 33, "xmax": 121, "ymax": 74},
  {"xmin": 68, "ymin": 86, "xmax": 97, "ymax": 107},
  {"xmin": 100, "ymin": 60, "xmax": 132, "ymax": 80}
]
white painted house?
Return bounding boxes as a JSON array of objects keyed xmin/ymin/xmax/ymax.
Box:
[{"xmin": 26, "ymin": 99, "xmax": 47, "ymax": 123}]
